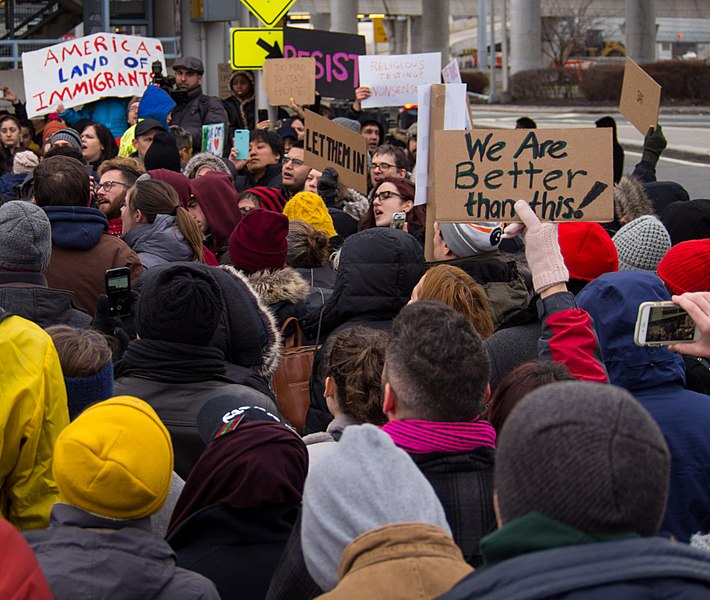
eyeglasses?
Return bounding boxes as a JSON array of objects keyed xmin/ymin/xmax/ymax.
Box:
[
  {"xmin": 372, "ymin": 190, "xmax": 404, "ymax": 202},
  {"xmin": 283, "ymin": 156, "xmax": 305, "ymax": 167},
  {"xmin": 370, "ymin": 162, "xmax": 396, "ymax": 172},
  {"xmin": 96, "ymin": 181, "xmax": 129, "ymax": 192}
]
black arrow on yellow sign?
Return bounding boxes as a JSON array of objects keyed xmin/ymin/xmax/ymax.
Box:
[{"xmin": 257, "ymin": 38, "xmax": 283, "ymax": 59}]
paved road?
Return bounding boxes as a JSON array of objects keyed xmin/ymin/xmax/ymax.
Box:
[{"xmin": 472, "ymin": 109, "xmax": 710, "ymax": 199}]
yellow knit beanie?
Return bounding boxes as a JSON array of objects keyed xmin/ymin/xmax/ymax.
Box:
[
  {"xmin": 53, "ymin": 396, "xmax": 174, "ymax": 520},
  {"xmin": 283, "ymin": 192, "xmax": 337, "ymax": 238}
]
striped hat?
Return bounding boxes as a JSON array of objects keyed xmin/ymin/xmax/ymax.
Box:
[{"xmin": 242, "ymin": 186, "xmax": 287, "ymax": 213}]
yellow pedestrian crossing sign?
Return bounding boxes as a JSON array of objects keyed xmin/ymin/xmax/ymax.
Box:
[
  {"xmin": 230, "ymin": 28, "xmax": 283, "ymax": 70},
  {"xmin": 240, "ymin": 0, "xmax": 297, "ymax": 28}
]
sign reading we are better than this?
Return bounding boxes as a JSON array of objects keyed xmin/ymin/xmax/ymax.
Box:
[
  {"xmin": 433, "ymin": 128, "xmax": 614, "ymax": 222},
  {"xmin": 22, "ymin": 33, "xmax": 165, "ymax": 118}
]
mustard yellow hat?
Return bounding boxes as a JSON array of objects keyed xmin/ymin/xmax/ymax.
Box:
[
  {"xmin": 53, "ymin": 396, "xmax": 173, "ymax": 520},
  {"xmin": 283, "ymin": 192, "xmax": 337, "ymax": 239}
]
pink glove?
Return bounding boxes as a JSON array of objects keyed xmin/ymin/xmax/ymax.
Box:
[{"xmin": 505, "ymin": 200, "xmax": 569, "ymax": 294}]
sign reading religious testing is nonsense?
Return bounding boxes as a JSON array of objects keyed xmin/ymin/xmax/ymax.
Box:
[
  {"xmin": 22, "ymin": 33, "xmax": 165, "ymax": 118},
  {"xmin": 304, "ymin": 109, "xmax": 368, "ymax": 194},
  {"xmin": 433, "ymin": 128, "xmax": 614, "ymax": 222},
  {"xmin": 359, "ymin": 52, "xmax": 441, "ymax": 108},
  {"xmin": 619, "ymin": 57, "xmax": 662, "ymax": 136}
]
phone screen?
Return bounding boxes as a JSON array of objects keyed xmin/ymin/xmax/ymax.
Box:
[
  {"xmin": 258, "ymin": 109, "xmax": 269, "ymax": 122},
  {"xmin": 645, "ymin": 305, "xmax": 697, "ymax": 343}
]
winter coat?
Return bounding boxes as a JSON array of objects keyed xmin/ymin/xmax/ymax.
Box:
[
  {"xmin": 236, "ymin": 162, "xmax": 283, "ymax": 192},
  {"xmin": 223, "ymin": 94, "xmax": 255, "ymax": 131},
  {"xmin": 59, "ymin": 97, "xmax": 129, "ymax": 138},
  {"xmin": 0, "ymin": 171, "xmax": 26, "ymax": 197},
  {"xmin": 42, "ymin": 205, "xmax": 143, "ymax": 314},
  {"xmin": 319, "ymin": 523, "xmax": 472, "ymax": 600},
  {"xmin": 24, "ymin": 503, "xmax": 220, "ymax": 600},
  {"xmin": 441, "ymin": 536, "xmax": 710, "ymax": 600},
  {"xmin": 170, "ymin": 86, "xmax": 228, "ymax": 153},
  {"xmin": 294, "ymin": 266, "xmax": 337, "ymax": 315},
  {"xmin": 169, "ymin": 503, "xmax": 299, "ymax": 600},
  {"xmin": 0, "ymin": 272, "xmax": 91, "ymax": 328},
  {"xmin": 0, "ymin": 312, "xmax": 69, "ymax": 530},
  {"xmin": 246, "ymin": 266, "xmax": 310, "ymax": 334},
  {"xmin": 577, "ymin": 271, "xmax": 710, "ymax": 542},
  {"xmin": 122, "ymin": 214, "xmax": 195, "ymax": 268},
  {"xmin": 0, "ymin": 516, "xmax": 53, "ymax": 599}
]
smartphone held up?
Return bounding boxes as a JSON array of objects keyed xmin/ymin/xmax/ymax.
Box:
[
  {"xmin": 634, "ymin": 301, "xmax": 700, "ymax": 347},
  {"xmin": 105, "ymin": 267, "xmax": 131, "ymax": 317}
]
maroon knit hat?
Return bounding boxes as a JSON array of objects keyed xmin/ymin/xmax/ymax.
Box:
[
  {"xmin": 657, "ymin": 239, "xmax": 710, "ymax": 295},
  {"xmin": 242, "ymin": 186, "xmax": 287, "ymax": 213},
  {"xmin": 149, "ymin": 169, "xmax": 191, "ymax": 207},
  {"xmin": 228, "ymin": 208, "xmax": 289, "ymax": 273},
  {"xmin": 558, "ymin": 222, "xmax": 619, "ymax": 281}
]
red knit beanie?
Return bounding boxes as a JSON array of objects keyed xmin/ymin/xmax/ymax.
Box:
[
  {"xmin": 657, "ymin": 239, "xmax": 710, "ymax": 294},
  {"xmin": 558, "ymin": 222, "xmax": 619, "ymax": 281},
  {"xmin": 243, "ymin": 186, "xmax": 287, "ymax": 213},
  {"xmin": 228, "ymin": 208, "xmax": 289, "ymax": 273}
]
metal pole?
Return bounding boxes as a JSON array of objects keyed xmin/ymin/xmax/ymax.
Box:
[
  {"xmin": 488, "ymin": 0, "xmax": 497, "ymax": 102},
  {"xmin": 478, "ymin": 0, "xmax": 488, "ymax": 71},
  {"xmin": 102, "ymin": 0, "xmax": 110, "ymax": 32},
  {"xmin": 501, "ymin": 0, "xmax": 509, "ymax": 92}
]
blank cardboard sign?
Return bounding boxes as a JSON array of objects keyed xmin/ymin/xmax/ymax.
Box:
[
  {"xmin": 303, "ymin": 109, "xmax": 368, "ymax": 194},
  {"xmin": 620, "ymin": 57, "xmax": 661, "ymax": 135},
  {"xmin": 263, "ymin": 57, "xmax": 316, "ymax": 106},
  {"xmin": 433, "ymin": 128, "xmax": 614, "ymax": 223}
]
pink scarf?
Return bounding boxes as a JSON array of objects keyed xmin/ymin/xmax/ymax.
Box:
[{"xmin": 382, "ymin": 418, "xmax": 496, "ymax": 454}]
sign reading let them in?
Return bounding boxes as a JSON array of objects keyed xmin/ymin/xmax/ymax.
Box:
[
  {"xmin": 230, "ymin": 28, "xmax": 283, "ymax": 70},
  {"xmin": 433, "ymin": 128, "xmax": 614, "ymax": 223},
  {"xmin": 240, "ymin": 0, "xmax": 297, "ymax": 27}
]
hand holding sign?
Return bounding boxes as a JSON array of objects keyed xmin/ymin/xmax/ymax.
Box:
[{"xmin": 619, "ymin": 57, "xmax": 662, "ymax": 136}]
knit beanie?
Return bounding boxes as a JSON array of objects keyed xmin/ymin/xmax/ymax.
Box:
[
  {"xmin": 558, "ymin": 222, "xmax": 618, "ymax": 281},
  {"xmin": 0, "ymin": 201, "xmax": 51, "ymax": 272},
  {"xmin": 41, "ymin": 120, "xmax": 67, "ymax": 144},
  {"xmin": 53, "ymin": 396, "xmax": 174, "ymax": 520},
  {"xmin": 135, "ymin": 262, "xmax": 225, "ymax": 345},
  {"xmin": 612, "ymin": 215, "xmax": 671, "ymax": 272},
  {"xmin": 13, "ymin": 150, "xmax": 39, "ymax": 175},
  {"xmin": 143, "ymin": 131, "xmax": 181, "ymax": 173},
  {"xmin": 496, "ymin": 381, "xmax": 670, "ymax": 534},
  {"xmin": 63, "ymin": 360, "xmax": 114, "ymax": 421},
  {"xmin": 439, "ymin": 222, "xmax": 503, "ymax": 258},
  {"xmin": 245, "ymin": 186, "xmax": 287, "ymax": 213},
  {"xmin": 50, "ymin": 128, "xmax": 82, "ymax": 153},
  {"xmin": 228, "ymin": 208, "xmax": 289, "ymax": 273},
  {"xmin": 301, "ymin": 424, "xmax": 450, "ymax": 592},
  {"xmin": 661, "ymin": 199, "xmax": 710, "ymax": 245},
  {"xmin": 148, "ymin": 169, "xmax": 192, "ymax": 207},
  {"xmin": 282, "ymin": 192, "xmax": 337, "ymax": 238},
  {"xmin": 645, "ymin": 181, "xmax": 690, "ymax": 217},
  {"xmin": 184, "ymin": 152, "xmax": 231, "ymax": 179},
  {"xmin": 332, "ymin": 117, "xmax": 361, "ymax": 133},
  {"xmin": 657, "ymin": 239, "xmax": 710, "ymax": 294}
]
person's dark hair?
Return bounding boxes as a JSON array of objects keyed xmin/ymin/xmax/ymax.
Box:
[
  {"xmin": 358, "ymin": 176, "xmax": 427, "ymax": 239},
  {"xmin": 19, "ymin": 119, "xmax": 36, "ymax": 142},
  {"xmin": 33, "ymin": 155, "xmax": 90, "ymax": 206},
  {"xmin": 80, "ymin": 122, "xmax": 118, "ymax": 164},
  {"xmin": 286, "ymin": 220, "xmax": 329, "ymax": 268},
  {"xmin": 324, "ymin": 327, "xmax": 390, "ymax": 426},
  {"xmin": 485, "ymin": 360, "xmax": 576, "ymax": 433},
  {"xmin": 250, "ymin": 129, "xmax": 283, "ymax": 160},
  {"xmin": 0, "ymin": 114, "xmax": 23, "ymax": 174},
  {"xmin": 515, "ymin": 116, "xmax": 537, "ymax": 129},
  {"xmin": 128, "ymin": 177, "xmax": 205, "ymax": 262},
  {"xmin": 385, "ymin": 301, "xmax": 490, "ymax": 421},
  {"xmin": 373, "ymin": 144, "xmax": 409, "ymax": 171},
  {"xmin": 43, "ymin": 145, "xmax": 85, "ymax": 162},
  {"xmin": 97, "ymin": 156, "xmax": 145, "ymax": 185},
  {"xmin": 289, "ymin": 140, "xmax": 304, "ymax": 150},
  {"xmin": 45, "ymin": 325, "xmax": 112, "ymax": 377},
  {"xmin": 170, "ymin": 126, "xmax": 193, "ymax": 151}
]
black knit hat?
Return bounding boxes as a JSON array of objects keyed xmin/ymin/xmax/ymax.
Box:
[
  {"xmin": 496, "ymin": 381, "xmax": 670, "ymax": 535},
  {"xmin": 144, "ymin": 131, "xmax": 181, "ymax": 173},
  {"xmin": 135, "ymin": 262, "xmax": 224, "ymax": 345},
  {"xmin": 661, "ymin": 198, "xmax": 710, "ymax": 245}
]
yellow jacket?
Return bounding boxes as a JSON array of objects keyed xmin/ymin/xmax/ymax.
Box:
[{"xmin": 0, "ymin": 314, "xmax": 68, "ymax": 530}]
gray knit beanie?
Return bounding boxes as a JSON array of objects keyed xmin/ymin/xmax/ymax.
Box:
[
  {"xmin": 0, "ymin": 201, "xmax": 51, "ymax": 271},
  {"xmin": 439, "ymin": 222, "xmax": 503, "ymax": 258},
  {"xmin": 612, "ymin": 215, "xmax": 671, "ymax": 272},
  {"xmin": 183, "ymin": 152, "xmax": 230, "ymax": 179},
  {"xmin": 496, "ymin": 381, "xmax": 670, "ymax": 535},
  {"xmin": 50, "ymin": 128, "xmax": 83, "ymax": 153},
  {"xmin": 332, "ymin": 117, "xmax": 361, "ymax": 133},
  {"xmin": 301, "ymin": 424, "xmax": 450, "ymax": 592}
]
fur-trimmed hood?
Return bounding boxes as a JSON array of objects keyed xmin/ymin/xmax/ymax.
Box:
[
  {"xmin": 246, "ymin": 267, "xmax": 310, "ymax": 306},
  {"xmin": 614, "ymin": 176, "xmax": 654, "ymax": 222}
]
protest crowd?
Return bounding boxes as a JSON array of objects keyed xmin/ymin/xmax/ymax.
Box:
[{"xmin": 3, "ymin": 43, "xmax": 710, "ymax": 600}]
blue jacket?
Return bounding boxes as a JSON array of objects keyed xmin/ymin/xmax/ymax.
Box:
[
  {"xmin": 441, "ymin": 536, "xmax": 710, "ymax": 600},
  {"xmin": 43, "ymin": 206, "xmax": 107, "ymax": 250},
  {"xmin": 60, "ymin": 97, "xmax": 129, "ymax": 138},
  {"xmin": 577, "ymin": 271, "xmax": 710, "ymax": 542},
  {"xmin": 138, "ymin": 85, "xmax": 176, "ymax": 130}
]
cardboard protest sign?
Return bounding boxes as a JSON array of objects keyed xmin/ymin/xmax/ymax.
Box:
[
  {"xmin": 433, "ymin": 128, "xmax": 614, "ymax": 223},
  {"xmin": 619, "ymin": 57, "xmax": 662, "ymax": 136},
  {"xmin": 202, "ymin": 123, "xmax": 226, "ymax": 157},
  {"xmin": 22, "ymin": 33, "xmax": 165, "ymax": 118},
  {"xmin": 424, "ymin": 84, "xmax": 448, "ymax": 262},
  {"xmin": 303, "ymin": 109, "xmax": 368, "ymax": 194},
  {"xmin": 359, "ymin": 52, "xmax": 441, "ymax": 108},
  {"xmin": 284, "ymin": 27, "xmax": 365, "ymax": 99},
  {"xmin": 263, "ymin": 57, "xmax": 316, "ymax": 106},
  {"xmin": 218, "ymin": 63, "xmax": 234, "ymax": 99},
  {"xmin": 442, "ymin": 58, "xmax": 462, "ymax": 85}
]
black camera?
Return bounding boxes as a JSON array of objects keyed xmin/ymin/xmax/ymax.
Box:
[{"xmin": 150, "ymin": 60, "xmax": 176, "ymax": 93}]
